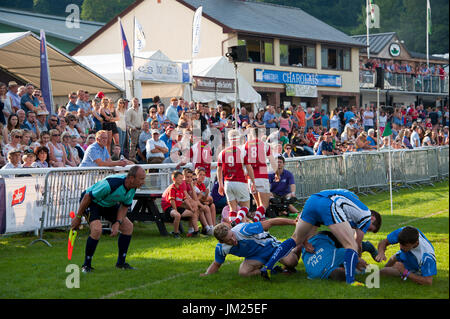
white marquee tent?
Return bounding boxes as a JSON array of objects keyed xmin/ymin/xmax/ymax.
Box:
[
  {"xmin": 187, "ymin": 56, "xmax": 261, "ymax": 105},
  {"xmin": 0, "ymin": 32, "xmax": 122, "ymax": 97}
]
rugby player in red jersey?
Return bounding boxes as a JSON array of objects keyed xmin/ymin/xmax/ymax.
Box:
[
  {"xmin": 217, "ymin": 129, "xmax": 256, "ymax": 226},
  {"xmin": 244, "ymin": 128, "xmax": 278, "ymax": 222}
]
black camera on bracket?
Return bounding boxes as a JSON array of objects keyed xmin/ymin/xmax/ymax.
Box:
[{"xmin": 226, "ymin": 45, "xmax": 247, "ymax": 63}]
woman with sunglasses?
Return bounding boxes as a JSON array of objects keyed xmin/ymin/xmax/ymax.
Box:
[
  {"xmin": 65, "ymin": 114, "xmax": 82, "ymax": 145},
  {"xmin": 2, "ymin": 128, "xmax": 22, "ymax": 158},
  {"xmin": 48, "ymin": 129, "xmax": 69, "ymax": 167}
]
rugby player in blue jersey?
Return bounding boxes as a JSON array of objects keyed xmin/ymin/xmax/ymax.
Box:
[
  {"xmin": 376, "ymin": 226, "xmax": 437, "ymax": 285},
  {"xmin": 302, "ymin": 231, "xmax": 368, "ymax": 281},
  {"xmin": 261, "ymin": 189, "xmax": 382, "ymax": 286},
  {"xmin": 71, "ymin": 165, "xmax": 146, "ymax": 273},
  {"xmin": 200, "ymin": 218, "xmax": 300, "ymax": 277}
]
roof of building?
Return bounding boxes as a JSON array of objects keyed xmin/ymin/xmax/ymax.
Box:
[
  {"xmin": 0, "ymin": 7, "xmax": 104, "ymax": 44},
  {"xmin": 352, "ymin": 31, "xmax": 448, "ymax": 62},
  {"xmin": 70, "ymin": 0, "xmax": 364, "ymax": 55},
  {"xmin": 351, "ymin": 32, "xmax": 396, "ymax": 54},
  {"xmin": 180, "ymin": 0, "xmax": 364, "ymax": 47}
]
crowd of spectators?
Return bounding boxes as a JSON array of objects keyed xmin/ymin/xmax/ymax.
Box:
[
  {"xmin": 360, "ymin": 58, "xmax": 447, "ymax": 79},
  {"xmin": 1, "ymin": 79, "xmax": 449, "ymax": 170}
]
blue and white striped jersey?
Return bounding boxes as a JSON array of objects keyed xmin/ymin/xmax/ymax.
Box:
[
  {"xmin": 214, "ymin": 222, "xmax": 280, "ymax": 264},
  {"xmin": 316, "ymin": 189, "xmax": 372, "ymax": 232}
]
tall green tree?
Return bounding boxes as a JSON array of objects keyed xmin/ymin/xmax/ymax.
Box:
[
  {"xmin": 32, "ymin": 0, "xmax": 84, "ymax": 16},
  {"xmin": 80, "ymin": 0, "xmax": 135, "ymax": 22},
  {"xmin": 0, "ymin": 0, "xmax": 33, "ymax": 10}
]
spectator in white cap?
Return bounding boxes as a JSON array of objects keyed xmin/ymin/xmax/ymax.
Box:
[
  {"xmin": 146, "ymin": 129, "xmax": 168, "ymax": 164},
  {"xmin": 36, "ymin": 109, "xmax": 49, "ymax": 133},
  {"xmin": 1, "ymin": 148, "xmax": 22, "ymax": 169}
]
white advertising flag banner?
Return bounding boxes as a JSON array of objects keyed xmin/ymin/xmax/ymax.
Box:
[
  {"xmin": 134, "ymin": 17, "xmax": 146, "ymax": 53},
  {"xmin": 192, "ymin": 6, "xmax": 203, "ymax": 58}
]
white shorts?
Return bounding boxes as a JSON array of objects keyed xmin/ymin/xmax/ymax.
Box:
[
  {"xmin": 224, "ymin": 181, "xmax": 250, "ymax": 203},
  {"xmin": 248, "ymin": 178, "xmax": 271, "ymax": 194}
]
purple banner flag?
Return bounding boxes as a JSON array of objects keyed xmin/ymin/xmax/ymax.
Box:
[{"xmin": 40, "ymin": 30, "xmax": 54, "ymax": 114}]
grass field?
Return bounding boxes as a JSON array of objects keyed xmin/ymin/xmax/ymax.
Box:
[{"xmin": 0, "ymin": 181, "xmax": 448, "ymax": 299}]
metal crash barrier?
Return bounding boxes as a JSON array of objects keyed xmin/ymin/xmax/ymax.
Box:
[{"xmin": 0, "ymin": 146, "xmax": 448, "ymax": 245}]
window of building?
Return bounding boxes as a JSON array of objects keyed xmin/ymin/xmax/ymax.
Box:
[
  {"xmin": 321, "ymin": 47, "xmax": 351, "ymax": 70},
  {"xmin": 279, "ymin": 42, "xmax": 316, "ymax": 68},
  {"xmin": 238, "ymin": 37, "xmax": 274, "ymax": 64}
]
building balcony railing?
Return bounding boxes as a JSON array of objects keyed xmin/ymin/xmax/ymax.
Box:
[{"xmin": 359, "ymin": 70, "xmax": 449, "ymax": 94}]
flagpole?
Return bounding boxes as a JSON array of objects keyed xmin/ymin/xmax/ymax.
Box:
[
  {"xmin": 132, "ymin": 15, "xmax": 136, "ymax": 99},
  {"xmin": 426, "ymin": 0, "xmax": 430, "ymax": 68},
  {"xmin": 376, "ymin": 88, "xmax": 380, "ymax": 150},
  {"xmin": 366, "ymin": 0, "xmax": 370, "ymax": 59},
  {"xmin": 388, "ymin": 135, "xmax": 393, "ymax": 215},
  {"xmin": 118, "ymin": 17, "xmax": 128, "ymax": 99}
]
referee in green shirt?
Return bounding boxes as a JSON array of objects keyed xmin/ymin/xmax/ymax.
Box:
[{"xmin": 71, "ymin": 166, "xmax": 146, "ymax": 273}]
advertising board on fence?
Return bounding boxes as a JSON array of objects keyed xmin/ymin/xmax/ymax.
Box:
[{"xmin": 0, "ymin": 176, "xmax": 45, "ymax": 234}]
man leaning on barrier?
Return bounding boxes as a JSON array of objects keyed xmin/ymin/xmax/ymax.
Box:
[{"xmin": 71, "ymin": 165, "xmax": 146, "ymax": 273}]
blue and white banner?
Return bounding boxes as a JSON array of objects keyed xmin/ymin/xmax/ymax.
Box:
[
  {"xmin": 134, "ymin": 57, "xmax": 190, "ymax": 83},
  {"xmin": 255, "ymin": 69, "xmax": 342, "ymax": 87},
  {"xmin": 192, "ymin": 6, "xmax": 203, "ymax": 58},
  {"xmin": 39, "ymin": 30, "xmax": 54, "ymax": 114}
]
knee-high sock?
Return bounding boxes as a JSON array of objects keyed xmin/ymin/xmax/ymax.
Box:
[
  {"xmin": 235, "ymin": 207, "xmax": 248, "ymax": 224},
  {"xmin": 117, "ymin": 234, "xmax": 132, "ymax": 265},
  {"xmin": 264, "ymin": 238, "xmax": 296, "ymax": 270},
  {"xmin": 83, "ymin": 236, "xmax": 99, "ymax": 267},
  {"xmin": 344, "ymin": 249, "xmax": 359, "ymax": 284},
  {"xmin": 253, "ymin": 206, "xmax": 265, "ymax": 222}
]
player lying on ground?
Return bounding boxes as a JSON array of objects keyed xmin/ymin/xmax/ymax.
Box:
[
  {"xmin": 71, "ymin": 165, "xmax": 146, "ymax": 272},
  {"xmin": 376, "ymin": 226, "xmax": 437, "ymax": 285},
  {"xmin": 302, "ymin": 231, "xmax": 368, "ymax": 281},
  {"xmin": 201, "ymin": 218, "xmax": 300, "ymax": 277},
  {"xmin": 260, "ymin": 189, "xmax": 382, "ymax": 285}
]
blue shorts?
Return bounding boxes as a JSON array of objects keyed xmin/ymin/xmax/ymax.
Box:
[
  {"xmin": 245, "ymin": 245, "xmax": 278, "ymax": 265},
  {"xmin": 300, "ymin": 194, "xmax": 337, "ymax": 227}
]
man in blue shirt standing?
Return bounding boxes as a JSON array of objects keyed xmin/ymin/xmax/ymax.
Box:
[
  {"xmin": 165, "ymin": 97, "xmax": 179, "ymax": 126},
  {"xmin": 66, "ymin": 92, "xmax": 79, "ymax": 113},
  {"xmin": 263, "ymin": 105, "xmax": 278, "ymax": 136},
  {"xmin": 344, "ymin": 106, "xmax": 356, "ymax": 125},
  {"xmin": 268, "ymin": 156, "xmax": 298, "ymax": 216},
  {"xmin": 376, "ymin": 226, "xmax": 437, "ymax": 285},
  {"xmin": 71, "ymin": 166, "xmax": 146, "ymax": 273}
]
